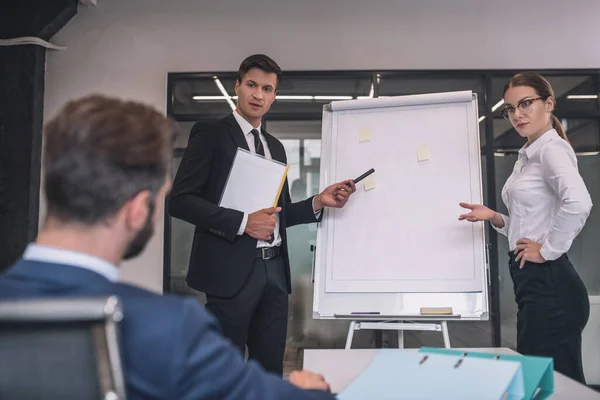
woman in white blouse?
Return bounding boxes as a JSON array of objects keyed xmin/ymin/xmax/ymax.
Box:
[{"xmin": 459, "ymin": 72, "xmax": 593, "ymax": 383}]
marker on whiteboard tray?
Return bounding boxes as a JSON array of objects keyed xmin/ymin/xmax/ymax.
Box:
[
  {"xmin": 350, "ymin": 311, "xmax": 380, "ymax": 315},
  {"xmin": 346, "ymin": 168, "xmax": 375, "ymax": 187}
]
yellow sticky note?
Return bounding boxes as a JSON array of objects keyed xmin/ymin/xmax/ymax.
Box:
[
  {"xmin": 363, "ymin": 173, "xmax": 376, "ymax": 191},
  {"xmin": 359, "ymin": 127, "xmax": 371, "ymax": 142},
  {"xmin": 417, "ymin": 144, "xmax": 430, "ymax": 162}
]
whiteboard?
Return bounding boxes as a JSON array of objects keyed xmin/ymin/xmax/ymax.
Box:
[{"xmin": 313, "ymin": 91, "xmax": 489, "ymax": 320}]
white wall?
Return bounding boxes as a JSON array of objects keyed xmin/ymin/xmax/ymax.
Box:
[{"xmin": 43, "ymin": 0, "xmax": 600, "ymax": 292}]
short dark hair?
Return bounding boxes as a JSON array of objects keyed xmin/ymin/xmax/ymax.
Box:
[
  {"xmin": 237, "ymin": 54, "xmax": 282, "ymax": 89},
  {"xmin": 43, "ymin": 94, "xmax": 177, "ymax": 224}
]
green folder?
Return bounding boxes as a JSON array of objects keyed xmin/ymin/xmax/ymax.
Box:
[{"xmin": 419, "ymin": 347, "xmax": 554, "ymax": 400}]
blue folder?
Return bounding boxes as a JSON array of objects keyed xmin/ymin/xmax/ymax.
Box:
[{"xmin": 419, "ymin": 347, "xmax": 554, "ymax": 400}]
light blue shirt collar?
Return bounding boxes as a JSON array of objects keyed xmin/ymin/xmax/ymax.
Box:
[
  {"xmin": 23, "ymin": 243, "xmax": 119, "ymax": 282},
  {"xmin": 233, "ymin": 110, "xmax": 261, "ymax": 136}
]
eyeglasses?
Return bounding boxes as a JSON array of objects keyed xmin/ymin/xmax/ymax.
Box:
[{"xmin": 500, "ymin": 97, "xmax": 544, "ymax": 120}]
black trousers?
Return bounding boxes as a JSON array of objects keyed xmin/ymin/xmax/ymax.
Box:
[
  {"xmin": 508, "ymin": 252, "xmax": 590, "ymax": 384},
  {"xmin": 205, "ymin": 254, "xmax": 288, "ymax": 376}
]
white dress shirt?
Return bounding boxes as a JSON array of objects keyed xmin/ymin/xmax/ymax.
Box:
[
  {"xmin": 23, "ymin": 243, "xmax": 119, "ymax": 282},
  {"xmin": 494, "ymin": 129, "xmax": 593, "ymax": 261},
  {"xmin": 233, "ymin": 111, "xmax": 282, "ymax": 248}
]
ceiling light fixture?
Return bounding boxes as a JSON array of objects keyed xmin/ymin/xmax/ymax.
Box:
[
  {"xmin": 491, "ymin": 99, "xmax": 504, "ymax": 112},
  {"xmin": 213, "ymin": 77, "xmax": 236, "ymax": 111},
  {"xmin": 567, "ymin": 95, "xmax": 598, "ymax": 100}
]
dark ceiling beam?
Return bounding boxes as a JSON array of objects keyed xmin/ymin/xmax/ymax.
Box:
[{"xmin": 0, "ymin": 0, "xmax": 79, "ymax": 40}]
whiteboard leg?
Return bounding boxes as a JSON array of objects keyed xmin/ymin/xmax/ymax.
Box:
[
  {"xmin": 442, "ymin": 321, "xmax": 451, "ymax": 348},
  {"xmin": 397, "ymin": 328, "xmax": 404, "ymax": 349},
  {"xmin": 345, "ymin": 321, "xmax": 356, "ymax": 350}
]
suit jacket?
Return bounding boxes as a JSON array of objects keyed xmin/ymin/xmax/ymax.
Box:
[
  {"xmin": 169, "ymin": 114, "xmax": 321, "ymax": 297},
  {"xmin": 0, "ymin": 259, "xmax": 335, "ymax": 400}
]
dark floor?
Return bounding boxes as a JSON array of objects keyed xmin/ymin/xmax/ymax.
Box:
[{"xmin": 283, "ymin": 320, "xmax": 494, "ymax": 377}]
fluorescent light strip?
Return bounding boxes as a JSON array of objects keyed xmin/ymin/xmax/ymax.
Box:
[
  {"xmin": 193, "ymin": 94, "xmax": 355, "ymax": 102},
  {"xmin": 276, "ymin": 95, "xmax": 314, "ymax": 100},
  {"xmin": 276, "ymin": 95, "xmax": 354, "ymax": 101},
  {"xmin": 314, "ymin": 96, "xmax": 353, "ymax": 100},
  {"xmin": 191, "ymin": 95, "xmax": 239, "ymax": 100},
  {"xmin": 491, "ymin": 99, "xmax": 504, "ymax": 112},
  {"xmin": 213, "ymin": 77, "xmax": 236, "ymax": 111},
  {"xmin": 478, "ymin": 116, "xmax": 486, "ymax": 123},
  {"xmin": 193, "ymin": 95, "xmax": 352, "ymax": 101},
  {"xmin": 567, "ymin": 95, "xmax": 598, "ymax": 100},
  {"xmin": 489, "ymin": 149, "xmax": 598, "ymax": 157},
  {"xmin": 192, "ymin": 96, "xmax": 227, "ymax": 101}
]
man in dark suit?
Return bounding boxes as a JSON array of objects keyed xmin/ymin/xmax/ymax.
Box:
[
  {"xmin": 0, "ymin": 94, "xmax": 335, "ymax": 399},
  {"xmin": 169, "ymin": 54, "xmax": 356, "ymax": 375}
]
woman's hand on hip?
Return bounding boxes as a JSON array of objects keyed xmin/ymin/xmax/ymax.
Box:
[{"xmin": 514, "ymin": 238, "xmax": 546, "ymax": 269}]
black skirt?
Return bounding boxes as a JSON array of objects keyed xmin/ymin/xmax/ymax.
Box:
[{"xmin": 508, "ymin": 252, "xmax": 590, "ymax": 384}]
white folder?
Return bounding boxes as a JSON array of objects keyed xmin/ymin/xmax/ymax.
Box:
[
  {"xmin": 338, "ymin": 350, "xmax": 526, "ymax": 400},
  {"xmin": 219, "ymin": 148, "xmax": 290, "ymax": 213}
]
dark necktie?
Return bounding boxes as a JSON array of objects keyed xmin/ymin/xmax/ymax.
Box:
[
  {"xmin": 250, "ymin": 129, "xmax": 274, "ymax": 244},
  {"xmin": 251, "ymin": 129, "xmax": 265, "ymax": 157}
]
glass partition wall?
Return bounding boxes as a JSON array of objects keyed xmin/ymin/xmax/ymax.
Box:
[{"xmin": 165, "ymin": 70, "xmax": 600, "ymax": 363}]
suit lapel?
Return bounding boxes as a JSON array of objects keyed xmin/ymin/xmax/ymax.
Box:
[
  {"xmin": 262, "ymin": 128, "xmax": 285, "ymax": 163},
  {"xmin": 225, "ymin": 113, "xmax": 285, "ymax": 163},
  {"xmin": 261, "ymin": 127, "xmax": 287, "ymax": 207},
  {"xmin": 222, "ymin": 115, "xmax": 286, "ymax": 206},
  {"xmin": 222, "ymin": 114, "xmax": 249, "ymax": 151}
]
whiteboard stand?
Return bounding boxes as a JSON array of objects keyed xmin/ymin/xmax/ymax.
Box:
[{"xmin": 345, "ymin": 320, "xmax": 451, "ymax": 350}]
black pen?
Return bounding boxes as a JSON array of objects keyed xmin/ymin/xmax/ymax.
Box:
[{"xmin": 346, "ymin": 168, "xmax": 375, "ymax": 187}]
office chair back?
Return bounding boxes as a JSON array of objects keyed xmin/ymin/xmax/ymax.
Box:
[{"xmin": 0, "ymin": 296, "xmax": 126, "ymax": 400}]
